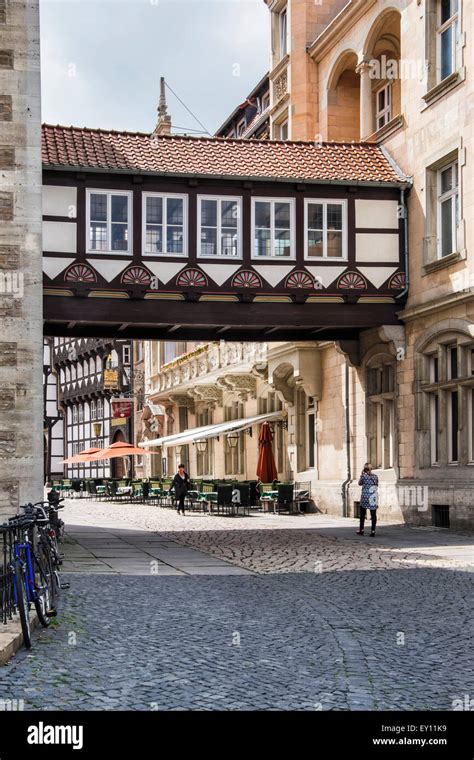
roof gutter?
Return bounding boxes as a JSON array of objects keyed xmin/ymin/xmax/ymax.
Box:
[{"xmin": 43, "ymin": 163, "xmax": 410, "ymax": 189}]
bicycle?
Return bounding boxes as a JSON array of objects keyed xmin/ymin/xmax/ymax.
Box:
[{"xmin": 3, "ymin": 503, "xmax": 59, "ymax": 648}]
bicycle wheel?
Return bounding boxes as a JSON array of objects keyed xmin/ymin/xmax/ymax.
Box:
[
  {"xmin": 13, "ymin": 559, "xmax": 32, "ymax": 648},
  {"xmin": 33, "ymin": 547, "xmax": 55, "ymax": 626}
]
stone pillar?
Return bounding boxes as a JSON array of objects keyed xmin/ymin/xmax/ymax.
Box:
[
  {"xmin": 356, "ymin": 59, "xmax": 373, "ymax": 140},
  {"xmin": 0, "ymin": 0, "xmax": 43, "ymax": 517}
]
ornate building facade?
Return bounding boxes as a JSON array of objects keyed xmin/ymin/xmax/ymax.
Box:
[{"xmin": 256, "ymin": 0, "xmax": 474, "ymax": 528}]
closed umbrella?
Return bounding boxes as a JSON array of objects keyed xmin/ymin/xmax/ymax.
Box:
[{"xmin": 256, "ymin": 422, "xmax": 278, "ymax": 482}]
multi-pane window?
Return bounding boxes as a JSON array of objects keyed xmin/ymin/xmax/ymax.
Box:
[
  {"xmin": 438, "ymin": 0, "xmax": 458, "ymax": 80},
  {"xmin": 198, "ymin": 197, "xmax": 241, "ymax": 257},
  {"xmin": 252, "ymin": 199, "xmax": 294, "ymax": 258},
  {"xmin": 72, "ymin": 405, "xmax": 78, "ymax": 424},
  {"xmin": 375, "ymin": 83, "xmax": 391, "ymax": 130},
  {"xmin": 425, "ymin": 342, "xmax": 474, "ymax": 465},
  {"xmin": 97, "ymin": 398, "xmax": 104, "ymax": 419},
  {"xmin": 90, "ymin": 400, "xmax": 96, "ymax": 421},
  {"xmin": 366, "ymin": 363, "xmax": 395, "ymax": 470},
  {"xmin": 87, "ymin": 190, "xmax": 131, "ymax": 253},
  {"xmin": 78, "ymin": 403, "xmax": 84, "ymax": 423},
  {"xmin": 437, "ymin": 161, "xmax": 459, "ymax": 258},
  {"xmin": 236, "ymin": 119, "xmax": 246, "ymax": 137},
  {"xmin": 305, "ymin": 200, "xmax": 346, "ymax": 259},
  {"xmin": 143, "ymin": 193, "xmax": 186, "ymax": 255}
]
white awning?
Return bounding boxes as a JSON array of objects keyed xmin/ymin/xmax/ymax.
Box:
[{"xmin": 139, "ymin": 410, "xmax": 285, "ymax": 449}]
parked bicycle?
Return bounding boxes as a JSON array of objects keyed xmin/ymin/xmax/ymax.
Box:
[{"xmin": 0, "ymin": 500, "xmax": 68, "ymax": 649}]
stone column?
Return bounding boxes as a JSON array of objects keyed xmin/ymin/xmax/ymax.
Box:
[
  {"xmin": 356, "ymin": 59, "xmax": 373, "ymax": 140},
  {"xmin": 0, "ymin": 0, "xmax": 43, "ymax": 517}
]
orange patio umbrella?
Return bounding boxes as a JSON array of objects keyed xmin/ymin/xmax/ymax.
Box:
[
  {"xmin": 87, "ymin": 441, "xmax": 159, "ymax": 461},
  {"xmin": 61, "ymin": 447, "xmax": 102, "ymax": 464},
  {"xmin": 256, "ymin": 421, "xmax": 278, "ymax": 483}
]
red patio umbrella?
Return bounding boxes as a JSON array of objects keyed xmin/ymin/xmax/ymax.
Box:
[
  {"xmin": 256, "ymin": 422, "xmax": 278, "ymax": 482},
  {"xmin": 87, "ymin": 441, "xmax": 159, "ymax": 461},
  {"xmin": 61, "ymin": 447, "xmax": 102, "ymax": 464}
]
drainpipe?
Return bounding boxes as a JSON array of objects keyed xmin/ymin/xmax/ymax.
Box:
[
  {"xmin": 395, "ymin": 186, "xmax": 409, "ymax": 302},
  {"xmin": 341, "ymin": 360, "xmax": 352, "ymax": 517}
]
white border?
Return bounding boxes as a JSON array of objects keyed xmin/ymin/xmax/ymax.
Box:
[
  {"xmin": 197, "ymin": 195, "xmax": 243, "ymax": 260},
  {"xmin": 251, "ymin": 197, "xmax": 296, "ymax": 261},
  {"xmin": 86, "ymin": 189, "xmax": 133, "ymax": 255},
  {"xmin": 304, "ymin": 198, "xmax": 348, "ymax": 261},
  {"xmin": 142, "ymin": 191, "xmax": 188, "ymax": 257}
]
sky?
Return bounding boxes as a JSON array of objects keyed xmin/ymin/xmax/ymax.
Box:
[{"xmin": 39, "ymin": 0, "xmax": 270, "ymax": 136}]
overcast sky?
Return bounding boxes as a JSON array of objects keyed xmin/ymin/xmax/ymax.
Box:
[{"xmin": 39, "ymin": 0, "xmax": 270, "ymax": 135}]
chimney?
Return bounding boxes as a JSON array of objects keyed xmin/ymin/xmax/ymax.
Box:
[{"xmin": 154, "ymin": 77, "xmax": 172, "ymax": 136}]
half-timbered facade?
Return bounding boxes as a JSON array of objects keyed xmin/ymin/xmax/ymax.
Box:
[
  {"xmin": 43, "ymin": 338, "xmax": 64, "ymax": 482},
  {"xmin": 52, "ymin": 337, "xmax": 133, "ymax": 479},
  {"xmin": 41, "ymin": 127, "xmax": 409, "ymax": 343}
]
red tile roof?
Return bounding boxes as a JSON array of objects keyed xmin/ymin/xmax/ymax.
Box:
[{"xmin": 41, "ymin": 124, "xmax": 408, "ymax": 185}]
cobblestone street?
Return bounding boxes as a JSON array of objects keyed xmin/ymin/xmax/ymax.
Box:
[{"xmin": 0, "ymin": 501, "xmax": 472, "ymax": 711}]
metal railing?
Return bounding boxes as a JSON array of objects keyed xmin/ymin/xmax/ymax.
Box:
[{"xmin": 0, "ymin": 523, "xmax": 20, "ymax": 625}]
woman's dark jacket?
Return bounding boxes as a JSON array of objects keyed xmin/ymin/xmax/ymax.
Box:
[{"xmin": 170, "ymin": 472, "xmax": 191, "ymax": 496}]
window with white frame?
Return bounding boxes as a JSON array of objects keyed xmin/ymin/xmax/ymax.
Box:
[
  {"xmin": 78, "ymin": 403, "xmax": 84, "ymax": 423},
  {"xmin": 375, "ymin": 83, "xmax": 391, "ymax": 130},
  {"xmin": 90, "ymin": 399, "xmax": 97, "ymax": 421},
  {"xmin": 72, "ymin": 405, "xmax": 78, "ymax": 424},
  {"xmin": 252, "ymin": 198, "xmax": 294, "ymax": 258},
  {"xmin": 198, "ymin": 196, "xmax": 241, "ymax": 258},
  {"xmin": 437, "ymin": 161, "xmax": 459, "ymax": 258},
  {"xmin": 305, "ymin": 200, "xmax": 347, "ymax": 259},
  {"xmin": 87, "ymin": 190, "xmax": 131, "ymax": 253},
  {"xmin": 97, "ymin": 398, "xmax": 104, "ymax": 419},
  {"xmin": 142, "ymin": 193, "xmax": 186, "ymax": 255},
  {"xmin": 437, "ymin": 0, "xmax": 459, "ymax": 81},
  {"xmin": 279, "ymin": 8, "xmax": 287, "ymax": 58},
  {"xmin": 123, "ymin": 345, "xmax": 131, "ymax": 365}
]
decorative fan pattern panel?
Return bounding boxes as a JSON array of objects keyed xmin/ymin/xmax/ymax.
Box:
[
  {"xmin": 337, "ymin": 271, "xmax": 367, "ymax": 290},
  {"xmin": 285, "ymin": 270, "xmax": 315, "ymax": 289},
  {"xmin": 389, "ymin": 272, "xmax": 406, "ymax": 289},
  {"xmin": 121, "ymin": 266, "xmax": 152, "ymax": 285},
  {"xmin": 177, "ymin": 269, "xmax": 208, "ymax": 288},
  {"xmin": 231, "ymin": 270, "xmax": 262, "ymax": 289},
  {"xmin": 64, "ymin": 264, "xmax": 97, "ymax": 283}
]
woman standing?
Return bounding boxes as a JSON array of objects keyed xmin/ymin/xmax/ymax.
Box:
[
  {"xmin": 169, "ymin": 464, "xmax": 191, "ymax": 516},
  {"xmin": 356, "ymin": 462, "xmax": 379, "ymax": 537}
]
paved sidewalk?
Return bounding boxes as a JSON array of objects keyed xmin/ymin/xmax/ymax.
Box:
[{"xmin": 63, "ymin": 524, "xmax": 252, "ymax": 576}]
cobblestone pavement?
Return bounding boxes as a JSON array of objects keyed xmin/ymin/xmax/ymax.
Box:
[
  {"xmin": 0, "ymin": 569, "xmax": 472, "ymax": 710},
  {"xmin": 62, "ymin": 499, "xmax": 474, "ymax": 574},
  {"xmin": 0, "ymin": 500, "xmax": 471, "ymax": 711}
]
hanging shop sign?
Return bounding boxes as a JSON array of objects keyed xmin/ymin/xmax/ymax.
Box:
[
  {"xmin": 111, "ymin": 399, "xmax": 132, "ymax": 419},
  {"xmin": 103, "ymin": 369, "xmax": 119, "ymax": 389}
]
